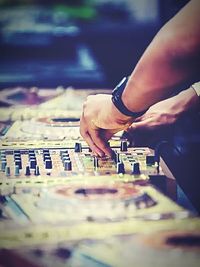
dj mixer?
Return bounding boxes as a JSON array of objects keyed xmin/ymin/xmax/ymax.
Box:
[
  {"xmin": 0, "ymin": 87, "xmax": 200, "ymax": 267},
  {"xmin": 0, "ymin": 145, "xmax": 161, "ymax": 180}
]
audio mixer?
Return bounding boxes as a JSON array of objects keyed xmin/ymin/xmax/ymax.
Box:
[
  {"xmin": 0, "ymin": 86, "xmax": 200, "ymax": 267},
  {"xmin": 0, "ymin": 142, "xmax": 165, "ymax": 195}
]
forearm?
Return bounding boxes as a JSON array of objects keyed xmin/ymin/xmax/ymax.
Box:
[
  {"xmin": 172, "ymin": 87, "xmax": 199, "ymax": 116},
  {"xmin": 122, "ymin": 0, "xmax": 200, "ymax": 113}
]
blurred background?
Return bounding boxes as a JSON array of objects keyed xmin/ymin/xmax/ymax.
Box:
[{"xmin": 0, "ymin": 0, "xmax": 190, "ymax": 89}]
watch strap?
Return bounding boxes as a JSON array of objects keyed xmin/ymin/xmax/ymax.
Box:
[{"xmin": 112, "ymin": 77, "xmax": 146, "ymax": 117}]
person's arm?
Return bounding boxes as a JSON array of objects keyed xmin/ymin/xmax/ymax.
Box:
[
  {"xmin": 127, "ymin": 86, "xmax": 199, "ymax": 132},
  {"xmin": 123, "ymin": 0, "xmax": 200, "ymax": 113},
  {"xmin": 80, "ymin": 0, "xmax": 200, "ymax": 157}
]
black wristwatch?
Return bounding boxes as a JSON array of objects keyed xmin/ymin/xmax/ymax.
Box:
[{"xmin": 112, "ymin": 77, "xmax": 145, "ymax": 117}]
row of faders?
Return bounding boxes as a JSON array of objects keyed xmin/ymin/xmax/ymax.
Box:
[{"xmin": 0, "ymin": 141, "xmax": 164, "ymax": 181}]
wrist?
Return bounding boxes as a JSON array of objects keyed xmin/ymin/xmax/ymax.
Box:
[
  {"xmin": 112, "ymin": 77, "xmax": 146, "ymax": 117},
  {"xmin": 109, "ymin": 96, "xmax": 134, "ymax": 126},
  {"xmin": 122, "ymin": 79, "xmax": 136, "ymax": 112},
  {"xmin": 175, "ymin": 88, "xmax": 199, "ymax": 115},
  {"xmin": 122, "ymin": 78, "xmax": 149, "ymax": 113}
]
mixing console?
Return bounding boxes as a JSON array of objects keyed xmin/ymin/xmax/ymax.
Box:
[
  {"xmin": 0, "ymin": 144, "xmax": 163, "ymax": 182},
  {"xmin": 0, "ymin": 86, "xmax": 200, "ymax": 267}
]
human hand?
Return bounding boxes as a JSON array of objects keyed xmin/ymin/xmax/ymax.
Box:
[
  {"xmin": 127, "ymin": 88, "xmax": 198, "ymax": 132},
  {"xmin": 80, "ymin": 94, "xmax": 133, "ymax": 157}
]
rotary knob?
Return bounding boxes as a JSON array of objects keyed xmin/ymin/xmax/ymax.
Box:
[
  {"xmin": 146, "ymin": 155, "xmax": 155, "ymax": 165},
  {"xmin": 64, "ymin": 160, "xmax": 72, "ymax": 171},
  {"xmin": 132, "ymin": 162, "xmax": 140, "ymax": 175},
  {"xmin": 120, "ymin": 140, "xmax": 128, "ymax": 152},
  {"xmin": 74, "ymin": 142, "xmax": 82, "ymax": 153},
  {"xmin": 117, "ymin": 162, "xmax": 125, "ymax": 174}
]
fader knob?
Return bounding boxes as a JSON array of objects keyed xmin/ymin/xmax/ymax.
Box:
[
  {"xmin": 0, "ymin": 150, "xmax": 5, "ymax": 156},
  {"xmin": 43, "ymin": 149, "xmax": 49, "ymax": 154},
  {"xmin": 15, "ymin": 165, "xmax": 20, "ymax": 176},
  {"xmin": 25, "ymin": 166, "xmax": 31, "ymax": 176},
  {"xmin": 112, "ymin": 151, "xmax": 120, "ymax": 163},
  {"xmin": 14, "ymin": 155, "xmax": 21, "ymax": 160},
  {"xmin": 34, "ymin": 166, "xmax": 40, "ymax": 176},
  {"xmin": 116, "ymin": 153, "xmax": 120, "ymax": 163},
  {"xmin": 61, "ymin": 152, "xmax": 68, "ymax": 157},
  {"xmin": 60, "ymin": 150, "xmax": 68, "ymax": 156},
  {"xmin": 62, "ymin": 156, "xmax": 70, "ymax": 164},
  {"xmin": 30, "ymin": 160, "xmax": 37, "ymax": 169},
  {"xmin": 64, "ymin": 160, "xmax": 72, "ymax": 171},
  {"xmin": 0, "ymin": 154, "xmax": 6, "ymax": 161},
  {"xmin": 5, "ymin": 166, "xmax": 10, "ymax": 177},
  {"xmin": 120, "ymin": 140, "xmax": 128, "ymax": 152},
  {"xmin": 29, "ymin": 153, "xmax": 36, "ymax": 158},
  {"xmin": 45, "ymin": 160, "xmax": 52, "ymax": 169},
  {"xmin": 117, "ymin": 162, "xmax": 125, "ymax": 174},
  {"xmin": 1, "ymin": 161, "xmax": 7, "ymax": 171},
  {"xmin": 15, "ymin": 160, "xmax": 22, "ymax": 170},
  {"xmin": 61, "ymin": 153, "xmax": 70, "ymax": 160},
  {"xmin": 93, "ymin": 157, "xmax": 99, "ymax": 168},
  {"xmin": 74, "ymin": 142, "xmax": 82, "ymax": 153},
  {"xmin": 43, "ymin": 155, "xmax": 51, "ymax": 161},
  {"xmin": 132, "ymin": 162, "xmax": 140, "ymax": 175},
  {"xmin": 29, "ymin": 156, "xmax": 36, "ymax": 162}
]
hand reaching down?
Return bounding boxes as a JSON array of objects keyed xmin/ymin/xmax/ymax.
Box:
[
  {"xmin": 80, "ymin": 94, "xmax": 133, "ymax": 157},
  {"xmin": 128, "ymin": 88, "xmax": 199, "ymax": 132}
]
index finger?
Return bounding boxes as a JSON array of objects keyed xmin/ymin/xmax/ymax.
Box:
[
  {"xmin": 88, "ymin": 127, "xmax": 113, "ymax": 157},
  {"xmin": 80, "ymin": 114, "xmax": 105, "ymax": 157}
]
